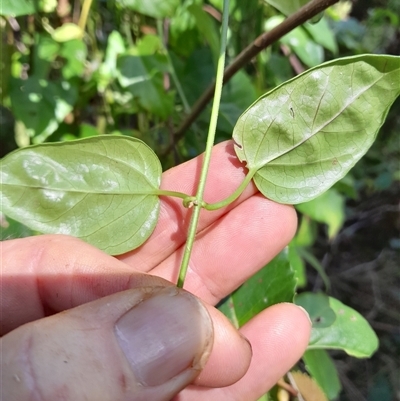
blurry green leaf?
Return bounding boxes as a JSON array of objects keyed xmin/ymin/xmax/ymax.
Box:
[
  {"xmin": 265, "ymin": 16, "xmax": 323, "ymax": 67},
  {"xmin": 288, "ymin": 244, "xmax": 306, "ymax": 287},
  {"xmin": 1, "ymin": 136, "xmax": 162, "ymax": 255},
  {"xmin": 52, "ymin": 23, "xmax": 83, "ymax": 43},
  {"xmin": 292, "ymin": 215, "xmax": 316, "ymax": 247},
  {"xmin": 1, "ymin": 213, "xmax": 34, "ymax": 240},
  {"xmin": 298, "ymin": 248, "xmax": 330, "ymax": 290},
  {"xmin": 79, "ymin": 123, "xmax": 99, "ymax": 138},
  {"xmin": 32, "ymin": 34, "xmax": 60, "ymax": 79},
  {"xmin": 305, "ymin": 17, "xmax": 338, "ymax": 54},
  {"xmin": 306, "ymin": 297, "xmax": 379, "ymax": 357},
  {"xmin": 116, "ymin": 0, "xmax": 180, "ymax": 18},
  {"xmin": 117, "ymin": 47, "xmax": 174, "ymax": 119},
  {"xmin": 263, "ymin": 52, "xmax": 294, "ymax": 86},
  {"xmin": 98, "ymin": 31, "xmax": 126, "ymax": 92},
  {"xmin": 176, "ymin": 47, "xmax": 214, "ymax": 105},
  {"xmin": 136, "ymin": 35, "xmax": 164, "ymax": 55},
  {"xmin": 265, "ymin": 0, "xmax": 311, "ymax": 17},
  {"xmin": 0, "ymin": 30, "xmax": 12, "ymax": 102},
  {"xmin": 218, "ymin": 71, "xmax": 257, "ymax": 135},
  {"xmin": 331, "ymin": 18, "xmax": 365, "ymax": 50},
  {"xmin": 218, "ymin": 250, "xmax": 296, "ymax": 327},
  {"xmin": 333, "ymin": 174, "xmax": 358, "ymax": 199},
  {"xmin": 233, "ymin": 55, "xmax": 400, "ymax": 204},
  {"xmin": 295, "ymin": 292, "xmax": 336, "ymax": 328},
  {"xmin": 188, "ymin": 4, "xmax": 220, "ymax": 63},
  {"xmin": 303, "ymin": 349, "xmax": 342, "ymax": 400},
  {"xmin": 9, "ymin": 77, "xmax": 78, "ymax": 143},
  {"xmin": 39, "ymin": 0, "xmax": 57, "ymax": 13},
  {"xmin": 1, "ymin": 0, "xmax": 36, "ymax": 16},
  {"xmin": 296, "ymin": 189, "xmax": 345, "ymax": 239},
  {"xmin": 169, "ymin": 3, "xmax": 199, "ymax": 58},
  {"xmin": 60, "ymin": 40, "xmax": 87, "ymax": 79}
]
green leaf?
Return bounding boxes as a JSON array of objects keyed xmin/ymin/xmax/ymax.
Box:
[
  {"xmin": 9, "ymin": 76, "xmax": 78, "ymax": 143},
  {"xmin": 306, "ymin": 297, "xmax": 379, "ymax": 357},
  {"xmin": 60, "ymin": 40, "xmax": 87, "ymax": 79},
  {"xmin": 233, "ymin": 55, "xmax": 400, "ymax": 204},
  {"xmin": 265, "ymin": 0, "xmax": 311, "ymax": 17},
  {"xmin": 1, "ymin": 136, "xmax": 162, "ymax": 255},
  {"xmin": 305, "ymin": 17, "xmax": 338, "ymax": 54},
  {"xmin": 187, "ymin": 4, "xmax": 220, "ymax": 63},
  {"xmin": 296, "ymin": 189, "xmax": 345, "ymax": 239},
  {"xmin": 295, "ymin": 292, "xmax": 336, "ymax": 328},
  {"xmin": 117, "ymin": 41, "xmax": 174, "ymax": 119},
  {"xmin": 1, "ymin": 214, "xmax": 34, "ymax": 240},
  {"xmin": 292, "ymin": 215, "xmax": 316, "ymax": 247},
  {"xmin": 0, "ymin": 29, "xmax": 12, "ymax": 103},
  {"xmin": 266, "ymin": 0, "xmax": 323, "ymax": 22},
  {"xmin": 52, "ymin": 23, "xmax": 83, "ymax": 43},
  {"xmin": 303, "ymin": 349, "xmax": 342, "ymax": 400},
  {"xmin": 218, "ymin": 249, "xmax": 296, "ymax": 327},
  {"xmin": 116, "ymin": 0, "xmax": 180, "ymax": 18},
  {"xmin": 288, "ymin": 244, "xmax": 306, "ymax": 287},
  {"xmin": 219, "ymin": 71, "xmax": 257, "ymax": 134},
  {"xmin": 98, "ymin": 31, "xmax": 126, "ymax": 92},
  {"xmin": 32, "ymin": 34, "xmax": 60, "ymax": 79},
  {"xmin": 0, "ymin": 0, "xmax": 36, "ymax": 16},
  {"xmin": 297, "ymin": 248, "xmax": 330, "ymax": 290},
  {"xmin": 265, "ymin": 16, "xmax": 324, "ymax": 67}
]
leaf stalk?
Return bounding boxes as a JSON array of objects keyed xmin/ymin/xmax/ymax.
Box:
[{"xmin": 203, "ymin": 168, "xmax": 256, "ymax": 211}]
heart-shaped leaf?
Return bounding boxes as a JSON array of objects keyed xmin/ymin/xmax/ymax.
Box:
[
  {"xmin": 1, "ymin": 136, "xmax": 162, "ymax": 255},
  {"xmin": 233, "ymin": 55, "xmax": 400, "ymax": 204}
]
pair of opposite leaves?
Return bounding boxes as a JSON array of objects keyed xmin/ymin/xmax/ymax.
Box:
[{"xmin": 1, "ymin": 54, "xmax": 399, "ymax": 254}]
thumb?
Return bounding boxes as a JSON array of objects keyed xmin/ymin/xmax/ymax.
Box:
[{"xmin": 2, "ymin": 286, "xmax": 213, "ymax": 401}]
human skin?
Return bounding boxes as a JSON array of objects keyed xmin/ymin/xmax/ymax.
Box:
[{"xmin": 1, "ymin": 140, "xmax": 311, "ymax": 400}]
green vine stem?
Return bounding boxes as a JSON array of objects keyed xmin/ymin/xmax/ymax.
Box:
[
  {"xmin": 78, "ymin": 0, "xmax": 94, "ymax": 32},
  {"xmin": 177, "ymin": 0, "xmax": 230, "ymax": 288}
]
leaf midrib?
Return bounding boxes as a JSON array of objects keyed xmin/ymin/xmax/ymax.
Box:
[{"xmin": 1, "ymin": 182, "xmax": 158, "ymax": 196}]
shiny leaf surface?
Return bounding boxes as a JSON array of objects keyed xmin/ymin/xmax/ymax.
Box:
[
  {"xmin": 233, "ymin": 55, "xmax": 400, "ymax": 204},
  {"xmin": 1, "ymin": 136, "xmax": 162, "ymax": 255}
]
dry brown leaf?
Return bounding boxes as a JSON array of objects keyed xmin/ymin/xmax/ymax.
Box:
[{"xmin": 290, "ymin": 371, "xmax": 328, "ymax": 401}]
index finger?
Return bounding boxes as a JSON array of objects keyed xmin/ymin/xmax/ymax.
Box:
[{"xmin": 118, "ymin": 140, "xmax": 258, "ymax": 270}]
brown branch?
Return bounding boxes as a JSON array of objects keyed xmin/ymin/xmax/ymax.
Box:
[{"xmin": 167, "ymin": 0, "xmax": 339, "ymax": 153}]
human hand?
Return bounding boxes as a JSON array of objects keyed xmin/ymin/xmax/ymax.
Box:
[{"xmin": 1, "ymin": 140, "xmax": 311, "ymax": 401}]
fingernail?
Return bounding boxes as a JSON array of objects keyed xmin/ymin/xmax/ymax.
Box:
[{"xmin": 115, "ymin": 287, "xmax": 213, "ymax": 386}]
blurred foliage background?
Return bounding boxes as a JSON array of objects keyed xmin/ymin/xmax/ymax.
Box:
[{"xmin": 1, "ymin": 0, "xmax": 399, "ymax": 399}]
